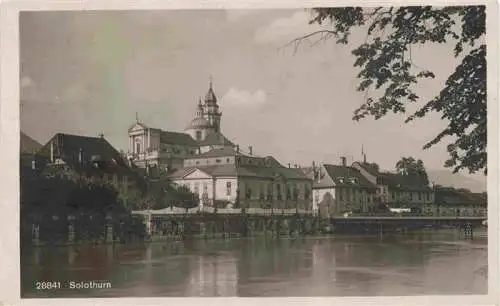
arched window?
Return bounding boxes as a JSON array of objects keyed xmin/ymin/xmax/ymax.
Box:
[{"xmin": 196, "ymin": 130, "xmax": 202, "ymax": 141}]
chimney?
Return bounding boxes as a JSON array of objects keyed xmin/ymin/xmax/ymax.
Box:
[
  {"xmin": 248, "ymin": 146, "xmax": 253, "ymax": 155},
  {"xmin": 99, "ymin": 133, "xmax": 104, "ymax": 139},
  {"xmin": 236, "ymin": 145, "xmax": 240, "ymax": 153},
  {"xmin": 312, "ymin": 161, "xmax": 316, "ymax": 169},
  {"xmin": 340, "ymin": 156, "xmax": 346, "ymax": 167},
  {"xmin": 50, "ymin": 140, "xmax": 54, "ymax": 163},
  {"xmin": 294, "ymin": 164, "xmax": 298, "ymax": 168},
  {"xmin": 288, "ymin": 163, "xmax": 291, "ymax": 168}
]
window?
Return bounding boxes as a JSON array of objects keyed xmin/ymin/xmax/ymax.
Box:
[
  {"xmin": 286, "ymin": 185, "xmax": 291, "ymax": 200},
  {"xmin": 196, "ymin": 131, "xmax": 202, "ymax": 141},
  {"xmin": 194, "ymin": 182, "xmax": 200, "ymax": 195},
  {"xmin": 259, "ymin": 184, "xmax": 265, "ymax": 200},
  {"xmin": 203, "ymin": 182, "xmax": 208, "ymax": 194},
  {"xmin": 226, "ymin": 182, "xmax": 232, "ymax": 196},
  {"xmin": 226, "ymin": 158, "xmax": 230, "ymax": 163},
  {"xmin": 339, "ymin": 188, "xmax": 344, "ymax": 201},
  {"xmin": 267, "ymin": 183, "xmax": 273, "ymax": 201},
  {"xmin": 135, "ymin": 141, "xmax": 141, "ymax": 154},
  {"xmin": 409, "ymin": 192, "xmax": 413, "ymax": 201},
  {"xmin": 418, "ymin": 192, "xmax": 422, "ymax": 200},
  {"xmin": 293, "ymin": 184, "xmax": 299, "ymax": 200},
  {"xmin": 216, "ymin": 159, "xmax": 221, "ymax": 164},
  {"xmin": 277, "ymin": 184, "xmax": 282, "ymax": 200},
  {"xmin": 304, "ymin": 186, "xmax": 310, "ymax": 199},
  {"xmin": 196, "ymin": 161, "xmax": 200, "ymax": 165},
  {"xmin": 246, "ymin": 187, "xmax": 252, "ymax": 199}
]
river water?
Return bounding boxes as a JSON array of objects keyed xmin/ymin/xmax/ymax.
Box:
[{"xmin": 21, "ymin": 229, "xmax": 487, "ymax": 297}]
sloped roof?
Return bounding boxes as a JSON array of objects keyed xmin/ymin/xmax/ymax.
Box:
[
  {"xmin": 322, "ymin": 164, "xmax": 377, "ymax": 189},
  {"xmin": 20, "ymin": 131, "xmax": 42, "ymax": 154},
  {"xmin": 378, "ymin": 172, "xmax": 431, "ymax": 191},
  {"xmin": 435, "ymin": 187, "xmax": 487, "ymax": 206},
  {"xmin": 204, "ymin": 86, "xmax": 218, "ymax": 105},
  {"xmin": 128, "ymin": 122, "xmax": 149, "ymax": 132},
  {"xmin": 354, "ymin": 162, "xmax": 380, "ymax": 176},
  {"xmin": 37, "ymin": 133, "xmax": 131, "ymax": 173},
  {"xmin": 194, "ymin": 147, "xmax": 253, "ymax": 158},
  {"xmin": 198, "ymin": 132, "xmax": 235, "ymax": 147},
  {"xmin": 170, "ymin": 160, "xmax": 309, "ymax": 181},
  {"xmin": 160, "ymin": 131, "xmax": 198, "ymax": 146},
  {"xmin": 353, "ymin": 161, "xmax": 430, "ymax": 191}
]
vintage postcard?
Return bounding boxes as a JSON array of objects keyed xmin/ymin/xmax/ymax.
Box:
[{"xmin": 0, "ymin": 0, "xmax": 498, "ymax": 305}]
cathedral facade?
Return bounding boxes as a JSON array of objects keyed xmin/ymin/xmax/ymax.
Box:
[{"xmin": 126, "ymin": 81, "xmax": 235, "ymax": 172}]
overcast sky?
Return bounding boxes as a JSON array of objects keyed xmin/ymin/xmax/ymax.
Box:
[{"xmin": 19, "ymin": 9, "xmax": 485, "ymax": 181}]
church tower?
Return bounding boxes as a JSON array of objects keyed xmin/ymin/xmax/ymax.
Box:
[
  {"xmin": 203, "ymin": 79, "xmax": 222, "ymax": 133},
  {"xmin": 185, "ymin": 98, "xmax": 211, "ymax": 141}
]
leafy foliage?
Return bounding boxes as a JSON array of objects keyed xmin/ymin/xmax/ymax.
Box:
[
  {"xmin": 20, "ymin": 175, "xmax": 125, "ymax": 217},
  {"xmin": 295, "ymin": 6, "xmax": 486, "ymax": 174},
  {"xmin": 138, "ymin": 172, "xmax": 198, "ymax": 210},
  {"xmin": 395, "ymin": 156, "xmax": 429, "ymax": 185}
]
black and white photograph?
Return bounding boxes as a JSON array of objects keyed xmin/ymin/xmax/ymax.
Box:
[{"xmin": 0, "ymin": 0, "xmax": 497, "ymax": 303}]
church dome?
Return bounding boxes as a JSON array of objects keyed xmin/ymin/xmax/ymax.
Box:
[{"xmin": 186, "ymin": 116, "xmax": 210, "ymax": 130}]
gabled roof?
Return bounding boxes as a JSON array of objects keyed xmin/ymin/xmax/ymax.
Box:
[
  {"xmin": 128, "ymin": 122, "xmax": 149, "ymax": 132},
  {"xmin": 322, "ymin": 164, "xmax": 377, "ymax": 189},
  {"xmin": 198, "ymin": 132, "xmax": 235, "ymax": 147},
  {"xmin": 160, "ymin": 131, "xmax": 198, "ymax": 146},
  {"xmin": 20, "ymin": 131, "xmax": 42, "ymax": 154},
  {"xmin": 353, "ymin": 161, "xmax": 430, "ymax": 191}
]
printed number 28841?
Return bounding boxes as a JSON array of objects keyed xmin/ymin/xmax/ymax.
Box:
[{"xmin": 36, "ymin": 282, "xmax": 61, "ymax": 290}]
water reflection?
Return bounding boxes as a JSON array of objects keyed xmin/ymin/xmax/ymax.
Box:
[{"xmin": 21, "ymin": 229, "xmax": 487, "ymax": 297}]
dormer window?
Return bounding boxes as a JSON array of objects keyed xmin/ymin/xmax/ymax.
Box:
[
  {"xmin": 349, "ymin": 177, "xmax": 358, "ymax": 184},
  {"xmin": 338, "ymin": 177, "xmax": 345, "ymax": 184}
]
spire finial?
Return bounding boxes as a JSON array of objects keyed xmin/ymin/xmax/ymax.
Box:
[
  {"xmin": 135, "ymin": 112, "xmax": 139, "ymax": 123},
  {"xmin": 209, "ymin": 74, "xmax": 213, "ymax": 89}
]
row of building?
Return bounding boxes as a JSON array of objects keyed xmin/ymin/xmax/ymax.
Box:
[{"xmin": 20, "ymin": 81, "xmax": 487, "ymax": 216}]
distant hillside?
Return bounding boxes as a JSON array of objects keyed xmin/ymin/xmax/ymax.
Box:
[
  {"xmin": 20, "ymin": 131, "xmax": 42, "ymax": 154},
  {"xmin": 427, "ymin": 170, "xmax": 487, "ymax": 193}
]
